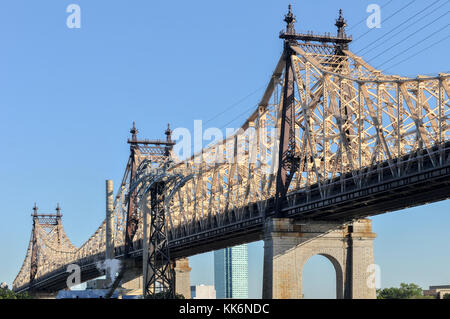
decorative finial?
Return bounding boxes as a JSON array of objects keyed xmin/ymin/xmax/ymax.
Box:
[
  {"xmin": 165, "ymin": 123, "xmax": 172, "ymax": 143},
  {"xmin": 33, "ymin": 203, "xmax": 38, "ymax": 216},
  {"xmin": 130, "ymin": 121, "xmax": 138, "ymax": 141},
  {"xmin": 335, "ymin": 9, "xmax": 347, "ymax": 38},
  {"xmin": 56, "ymin": 203, "xmax": 61, "ymax": 216},
  {"xmin": 284, "ymin": 4, "xmax": 296, "ymax": 35}
]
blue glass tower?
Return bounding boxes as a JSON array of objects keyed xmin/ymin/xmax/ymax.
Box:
[{"xmin": 214, "ymin": 244, "xmax": 248, "ymax": 299}]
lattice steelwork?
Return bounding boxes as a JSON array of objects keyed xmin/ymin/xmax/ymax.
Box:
[
  {"xmin": 15, "ymin": 204, "xmax": 77, "ymax": 290},
  {"xmin": 13, "ymin": 7, "xmax": 450, "ymax": 293}
]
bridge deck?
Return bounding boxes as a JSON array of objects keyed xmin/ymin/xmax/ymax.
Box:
[{"xmin": 15, "ymin": 142, "xmax": 450, "ymax": 293}]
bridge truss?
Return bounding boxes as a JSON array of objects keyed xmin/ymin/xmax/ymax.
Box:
[{"xmin": 13, "ymin": 7, "xmax": 450, "ymax": 294}]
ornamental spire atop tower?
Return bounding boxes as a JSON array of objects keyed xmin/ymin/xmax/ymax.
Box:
[
  {"xmin": 32, "ymin": 203, "xmax": 38, "ymax": 217},
  {"xmin": 165, "ymin": 123, "xmax": 172, "ymax": 143},
  {"xmin": 164, "ymin": 123, "xmax": 173, "ymax": 157},
  {"xmin": 130, "ymin": 121, "xmax": 138, "ymax": 142},
  {"xmin": 335, "ymin": 9, "xmax": 347, "ymax": 38},
  {"xmin": 56, "ymin": 203, "xmax": 61, "ymax": 217},
  {"xmin": 284, "ymin": 4, "xmax": 296, "ymax": 35}
]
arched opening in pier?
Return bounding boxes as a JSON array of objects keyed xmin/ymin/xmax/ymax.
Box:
[{"xmin": 301, "ymin": 254, "xmax": 342, "ymax": 299}]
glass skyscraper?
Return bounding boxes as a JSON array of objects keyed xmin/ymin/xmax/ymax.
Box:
[{"xmin": 214, "ymin": 244, "xmax": 248, "ymax": 299}]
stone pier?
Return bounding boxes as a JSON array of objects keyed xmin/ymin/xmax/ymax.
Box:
[
  {"xmin": 174, "ymin": 258, "xmax": 191, "ymax": 299},
  {"xmin": 262, "ymin": 218, "xmax": 376, "ymax": 299}
]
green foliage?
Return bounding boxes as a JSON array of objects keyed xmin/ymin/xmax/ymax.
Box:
[
  {"xmin": 443, "ymin": 293, "xmax": 450, "ymax": 299},
  {"xmin": 410, "ymin": 295, "xmax": 435, "ymax": 299},
  {"xmin": 376, "ymin": 283, "xmax": 429, "ymax": 299},
  {"xmin": 0, "ymin": 287, "xmax": 32, "ymax": 299}
]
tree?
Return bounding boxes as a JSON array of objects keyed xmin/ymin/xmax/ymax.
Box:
[
  {"xmin": 0, "ymin": 286, "xmax": 31, "ymax": 299},
  {"xmin": 376, "ymin": 283, "xmax": 431, "ymax": 299},
  {"xmin": 443, "ymin": 293, "xmax": 450, "ymax": 299}
]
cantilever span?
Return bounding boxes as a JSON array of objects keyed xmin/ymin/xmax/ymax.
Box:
[{"xmin": 13, "ymin": 7, "xmax": 450, "ymax": 296}]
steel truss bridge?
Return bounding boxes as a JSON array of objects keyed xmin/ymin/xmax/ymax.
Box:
[{"xmin": 13, "ymin": 7, "xmax": 450, "ymax": 295}]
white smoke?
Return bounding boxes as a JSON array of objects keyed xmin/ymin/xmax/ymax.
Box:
[{"xmin": 96, "ymin": 259, "xmax": 121, "ymax": 278}]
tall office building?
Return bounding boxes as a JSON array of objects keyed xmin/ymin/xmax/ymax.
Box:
[{"xmin": 214, "ymin": 244, "xmax": 248, "ymax": 299}]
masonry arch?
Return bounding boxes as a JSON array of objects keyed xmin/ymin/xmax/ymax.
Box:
[
  {"xmin": 299, "ymin": 252, "xmax": 344, "ymax": 299},
  {"xmin": 263, "ymin": 219, "xmax": 376, "ymax": 299}
]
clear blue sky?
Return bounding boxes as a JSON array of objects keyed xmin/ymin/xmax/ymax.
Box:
[{"xmin": 0, "ymin": 0, "xmax": 448, "ymax": 298}]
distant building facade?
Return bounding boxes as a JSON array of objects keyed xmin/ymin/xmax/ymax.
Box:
[
  {"xmin": 423, "ymin": 285, "xmax": 450, "ymax": 299},
  {"xmin": 190, "ymin": 285, "xmax": 216, "ymax": 299},
  {"xmin": 214, "ymin": 244, "xmax": 248, "ymax": 299}
]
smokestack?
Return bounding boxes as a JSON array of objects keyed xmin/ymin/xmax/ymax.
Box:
[{"xmin": 105, "ymin": 180, "xmax": 114, "ymax": 283}]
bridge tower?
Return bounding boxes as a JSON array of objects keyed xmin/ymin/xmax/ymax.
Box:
[
  {"xmin": 124, "ymin": 121, "xmax": 140, "ymax": 255},
  {"xmin": 29, "ymin": 203, "xmax": 63, "ymax": 289},
  {"xmin": 266, "ymin": 6, "xmax": 376, "ymax": 299},
  {"xmin": 274, "ymin": 5, "xmax": 352, "ymax": 216},
  {"xmin": 274, "ymin": 4, "xmax": 299, "ymax": 216},
  {"xmin": 140, "ymin": 124, "xmax": 179, "ymax": 298},
  {"xmin": 122, "ymin": 123, "xmax": 188, "ymax": 298},
  {"xmin": 105, "ymin": 124, "xmax": 192, "ymax": 298}
]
